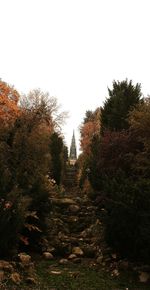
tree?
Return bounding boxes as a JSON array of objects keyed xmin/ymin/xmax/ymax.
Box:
[
  {"xmin": 101, "ymin": 79, "xmax": 142, "ymax": 132},
  {"xmin": 89, "ymin": 97, "xmax": 150, "ymax": 262},
  {"xmin": 80, "ymin": 108, "xmax": 101, "ymax": 155},
  {"xmin": 49, "ymin": 132, "xmax": 63, "ymax": 185},
  {"xmin": 78, "ymin": 108, "xmax": 100, "ymax": 188},
  {"xmin": 20, "ymin": 89, "xmax": 68, "ymax": 132},
  {"xmin": 128, "ymin": 97, "xmax": 150, "ymax": 177},
  {"xmin": 0, "ymin": 79, "xmax": 20, "ymax": 124}
]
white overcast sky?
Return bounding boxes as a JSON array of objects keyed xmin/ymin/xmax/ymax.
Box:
[{"xmin": 0, "ymin": 0, "xmax": 150, "ymax": 154}]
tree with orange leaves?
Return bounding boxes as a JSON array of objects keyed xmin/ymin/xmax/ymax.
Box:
[
  {"xmin": 78, "ymin": 108, "xmax": 101, "ymax": 188},
  {"xmin": 0, "ymin": 79, "xmax": 20, "ymax": 124},
  {"xmin": 80, "ymin": 108, "xmax": 101, "ymax": 155}
]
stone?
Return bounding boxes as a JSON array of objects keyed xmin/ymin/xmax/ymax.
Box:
[
  {"xmin": 43, "ymin": 252, "xmax": 54, "ymax": 260},
  {"xmin": 25, "ymin": 263, "xmax": 36, "ymax": 275},
  {"xmin": 119, "ymin": 260, "xmax": 129, "ymax": 270},
  {"xmin": 72, "ymin": 247, "xmax": 84, "ymax": 256},
  {"xmin": 80, "ymin": 230, "xmax": 88, "ymax": 238},
  {"xmin": 47, "ymin": 246, "xmax": 55, "ymax": 253},
  {"xmin": 68, "ymin": 254, "xmax": 77, "ymax": 260},
  {"xmin": 68, "ymin": 216, "xmax": 79, "ymax": 223},
  {"xmin": 51, "ymin": 198, "xmax": 76, "ymax": 205},
  {"xmin": 0, "ymin": 270, "xmax": 5, "ymax": 281},
  {"xmin": 18, "ymin": 253, "xmax": 31, "ymax": 265},
  {"xmin": 50, "ymin": 270, "xmax": 62, "ymax": 275},
  {"xmin": 96, "ymin": 255, "xmax": 103, "ymax": 264},
  {"xmin": 26, "ymin": 277, "xmax": 37, "ymax": 284},
  {"xmin": 69, "ymin": 204, "xmax": 80, "ymax": 213},
  {"xmin": 139, "ymin": 272, "xmax": 150, "ymax": 283},
  {"xmin": 111, "ymin": 253, "xmax": 117, "ymax": 259},
  {"xmin": 69, "ymin": 271, "xmax": 80, "ymax": 278},
  {"xmin": 73, "ymin": 258, "xmax": 81, "ymax": 263},
  {"xmin": 111, "ymin": 269, "xmax": 119, "ymax": 277},
  {"xmin": 59, "ymin": 258, "xmax": 68, "ymax": 265},
  {"xmin": 82, "ymin": 245, "xmax": 96, "ymax": 258},
  {"xmin": 10, "ymin": 272, "xmax": 21, "ymax": 284},
  {"xmin": 0, "ymin": 260, "xmax": 14, "ymax": 272}
]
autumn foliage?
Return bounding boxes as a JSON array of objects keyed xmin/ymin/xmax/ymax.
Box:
[
  {"xmin": 0, "ymin": 80, "xmax": 20, "ymax": 124},
  {"xmin": 0, "ymin": 80, "xmax": 67, "ymax": 256},
  {"xmin": 80, "ymin": 108, "xmax": 100, "ymax": 155}
]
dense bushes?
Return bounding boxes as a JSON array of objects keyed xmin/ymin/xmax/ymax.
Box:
[
  {"xmin": 79, "ymin": 80, "xmax": 150, "ymax": 263},
  {"xmin": 96, "ymin": 98, "xmax": 150, "ymax": 262},
  {"xmin": 0, "ymin": 82, "xmax": 67, "ymax": 257}
]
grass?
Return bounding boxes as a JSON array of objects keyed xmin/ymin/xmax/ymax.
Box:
[
  {"xmin": 2, "ymin": 259, "xmax": 150, "ymax": 290},
  {"xmin": 20, "ymin": 259, "xmax": 150, "ymax": 290}
]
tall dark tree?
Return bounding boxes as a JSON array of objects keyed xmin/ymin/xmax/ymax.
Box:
[
  {"xmin": 50, "ymin": 132, "xmax": 63, "ymax": 185},
  {"xmin": 101, "ymin": 79, "xmax": 142, "ymax": 132}
]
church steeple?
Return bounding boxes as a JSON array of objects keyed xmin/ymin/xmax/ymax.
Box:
[{"xmin": 69, "ymin": 130, "xmax": 77, "ymax": 164}]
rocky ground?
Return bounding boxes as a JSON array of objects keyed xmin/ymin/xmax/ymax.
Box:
[{"xmin": 0, "ymin": 186, "xmax": 150, "ymax": 289}]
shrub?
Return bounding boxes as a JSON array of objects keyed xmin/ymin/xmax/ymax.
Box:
[{"xmin": 0, "ymin": 188, "xmax": 29, "ymax": 257}]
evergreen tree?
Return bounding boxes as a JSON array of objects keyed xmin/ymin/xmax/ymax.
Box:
[
  {"xmin": 50, "ymin": 132, "xmax": 63, "ymax": 185},
  {"xmin": 101, "ymin": 79, "xmax": 142, "ymax": 132}
]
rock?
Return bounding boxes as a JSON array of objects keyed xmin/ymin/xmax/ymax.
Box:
[
  {"xmin": 80, "ymin": 227, "xmax": 93, "ymax": 238},
  {"xmin": 43, "ymin": 252, "xmax": 54, "ymax": 260},
  {"xmin": 0, "ymin": 260, "xmax": 14, "ymax": 272},
  {"xmin": 58, "ymin": 232, "xmax": 68, "ymax": 240},
  {"xmin": 73, "ymin": 258, "xmax": 81, "ymax": 263},
  {"xmin": 25, "ymin": 263, "xmax": 36, "ymax": 275},
  {"xmin": 111, "ymin": 253, "xmax": 117, "ymax": 259},
  {"xmin": 111, "ymin": 269, "xmax": 119, "ymax": 277},
  {"xmin": 68, "ymin": 254, "xmax": 77, "ymax": 260},
  {"xmin": 72, "ymin": 247, "xmax": 84, "ymax": 256},
  {"xmin": 69, "ymin": 204, "xmax": 80, "ymax": 213},
  {"xmin": 82, "ymin": 245, "xmax": 96, "ymax": 258},
  {"xmin": 10, "ymin": 272, "xmax": 21, "ymax": 284},
  {"xmin": 96, "ymin": 255, "xmax": 103, "ymax": 264},
  {"xmin": 50, "ymin": 270, "xmax": 62, "ymax": 275},
  {"xmin": 139, "ymin": 272, "xmax": 150, "ymax": 283},
  {"xmin": 51, "ymin": 198, "xmax": 76, "ymax": 205},
  {"xmin": 0, "ymin": 270, "xmax": 5, "ymax": 281},
  {"xmin": 26, "ymin": 277, "xmax": 37, "ymax": 284},
  {"xmin": 59, "ymin": 258, "xmax": 68, "ymax": 265},
  {"xmin": 47, "ymin": 246, "xmax": 55, "ymax": 253},
  {"xmin": 18, "ymin": 253, "xmax": 31, "ymax": 265},
  {"xmin": 69, "ymin": 271, "xmax": 80, "ymax": 277},
  {"xmin": 68, "ymin": 216, "xmax": 79, "ymax": 223},
  {"xmin": 119, "ymin": 260, "xmax": 129, "ymax": 270}
]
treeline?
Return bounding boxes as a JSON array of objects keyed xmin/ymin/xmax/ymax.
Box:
[
  {"xmin": 79, "ymin": 79, "xmax": 150, "ymax": 263},
  {"xmin": 0, "ymin": 80, "xmax": 68, "ymax": 257}
]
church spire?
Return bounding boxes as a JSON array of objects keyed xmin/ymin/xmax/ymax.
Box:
[{"xmin": 69, "ymin": 130, "xmax": 77, "ymax": 164}]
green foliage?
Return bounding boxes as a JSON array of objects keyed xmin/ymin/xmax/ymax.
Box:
[
  {"xmin": 83, "ymin": 110, "xmax": 95, "ymax": 123},
  {"xmin": 101, "ymin": 79, "xmax": 142, "ymax": 132},
  {"xmin": 105, "ymin": 177, "xmax": 150, "ymax": 262},
  {"xmin": 85, "ymin": 94, "xmax": 150, "ymax": 263}
]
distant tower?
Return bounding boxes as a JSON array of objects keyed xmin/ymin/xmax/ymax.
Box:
[{"xmin": 69, "ymin": 130, "xmax": 77, "ymax": 165}]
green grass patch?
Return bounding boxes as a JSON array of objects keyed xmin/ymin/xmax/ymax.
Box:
[
  {"xmin": 35, "ymin": 260, "xmax": 150, "ymax": 290},
  {"xmin": 2, "ymin": 259, "xmax": 150, "ymax": 290}
]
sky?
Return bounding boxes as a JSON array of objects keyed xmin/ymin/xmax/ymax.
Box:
[{"xmin": 0, "ymin": 0, "xmax": 150, "ymax": 155}]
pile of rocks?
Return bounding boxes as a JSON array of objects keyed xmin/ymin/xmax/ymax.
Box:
[
  {"xmin": 41, "ymin": 190, "xmax": 106, "ymax": 265},
  {"xmin": 0, "ymin": 253, "xmax": 37, "ymax": 287}
]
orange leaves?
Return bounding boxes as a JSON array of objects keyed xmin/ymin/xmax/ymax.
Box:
[
  {"xmin": 80, "ymin": 121, "xmax": 99, "ymax": 154},
  {"xmin": 80, "ymin": 109, "xmax": 101, "ymax": 155},
  {"xmin": 0, "ymin": 80, "xmax": 20, "ymax": 124}
]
